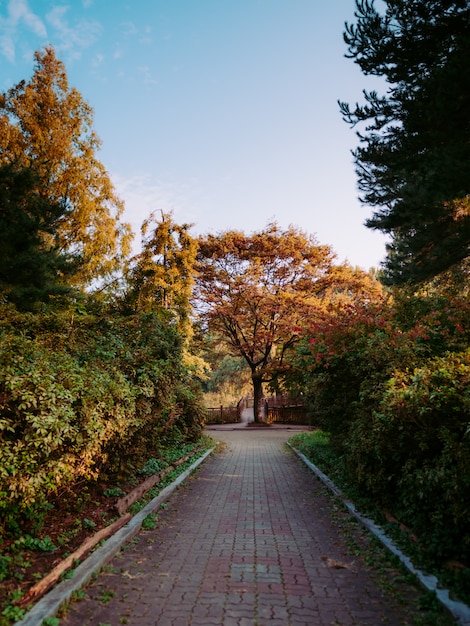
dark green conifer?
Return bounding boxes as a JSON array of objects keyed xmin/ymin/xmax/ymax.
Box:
[
  {"xmin": 0, "ymin": 164, "xmax": 79, "ymax": 310},
  {"xmin": 340, "ymin": 0, "xmax": 470, "ymax": 283}
]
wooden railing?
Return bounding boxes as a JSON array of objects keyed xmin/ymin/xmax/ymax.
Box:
[
  {"xmin": 265, "ymin": 404, "xmax": 309, "ymax": 425},
  {"xmin": 264, "ymin": 395, "xmax": 310, "ymax": 425},
  {"xmin": 204, "ymin": 403, "xmax": 241, "ymax": 424},
  {"xmin": 204, "ymin": 395, "xmax": 310, "ymax": 425}
]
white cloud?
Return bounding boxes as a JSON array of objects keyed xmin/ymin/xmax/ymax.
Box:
[
  {"xmin": 120, "ymin": 21, "xmax": 138, "ymax": 38},
  {"xmin": 9, "ymin": 0, "xmax": 46, "ymax": 36},
  {"xmin": 114, "ymin": 173, "xmax": 200, "ymax": 253},
  {"xmin": 0, "ymin": 32, "xmax": 15, "ymax": 62},
  {"xmin": 139, "ymin": 25, "xmax": 153, "ymax": 46},
  {"xmin": 110, "ymin": 22, "xmax": 153, "ymax": 68},
  {"xmin": 0, "ymin": 0, "xmax": 46, "ymax": 61},
  {"xmin": 91, "ymin": 52, "xmax": 104, "ymax": 67},
  {"xmin": 138, "ymin": 64, "xmax": 159, "ymax": 86},
  {"xmin": 46, "ymin": 5, "xmax": 101, "ymax": 60}
]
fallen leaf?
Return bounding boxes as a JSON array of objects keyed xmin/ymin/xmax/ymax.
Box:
[
  {"xmin": 321, "ymin": 556, "xmax": 355, "ymax": 570},
  {"xmin": 121, "ymin": 570, "xmax": 142, "ymax": 579}
]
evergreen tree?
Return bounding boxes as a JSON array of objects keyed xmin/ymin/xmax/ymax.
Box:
[
  {"xmin": 0, "ymin": 164, "xmax": 79, "ymax": 310},
  {"xmin": 129, "ymin": 211, "xmax": 197, "ymax": 341},
  {"xmin": 339, "ymin": 0, "xmax": 470, "ymax": 284}
]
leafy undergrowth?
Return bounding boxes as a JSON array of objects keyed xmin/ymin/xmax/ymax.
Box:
[
  {"xmin": 0, "ymin": 437, "xmax": 214, "ymax": 625},
  {"xmin": 289, "ymin": 430, "xmax": 470, "ymax": 615}
]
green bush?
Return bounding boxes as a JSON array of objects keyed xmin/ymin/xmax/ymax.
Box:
[
  {"xmin": 289, "ymin": 290, "xmax": 470, "ymax": 563},
  {"xmin": 0, "ymin": 304, "xmax": 204, "ymax": 537},
  {"xmin": 349, "ymin": 350, "xmax": 470, "ymax": 561},
  {"xmin": 293, "ymin": 299, "xmax": 427, "ymax": 450}
]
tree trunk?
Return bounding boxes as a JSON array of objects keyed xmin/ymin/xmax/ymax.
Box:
[{"xmin": 252, "ymin": 374, "xmax": 263, "ymax": 423}]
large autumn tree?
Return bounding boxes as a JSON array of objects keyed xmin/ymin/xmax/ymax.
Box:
[
  {"xmin": 195, "ymin": 222, "xmax": 382, "ymax": 421},
  {"xmin": 0, "ymin": 46, "xmax": 132, "ymax": 287},
  {"xmin": 339, "ymin": 0, "xmax": 470, "ymax": 284}
]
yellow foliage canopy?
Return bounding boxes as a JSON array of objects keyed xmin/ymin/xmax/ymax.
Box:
[{"xmin": 0, "ymin": 46, "xmax": 132, "ymax": 286}]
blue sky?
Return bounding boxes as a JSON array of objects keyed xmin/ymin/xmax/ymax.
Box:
[{"xmin": 0, "ymin": 0, "xmax": 389, "ymax": 270}]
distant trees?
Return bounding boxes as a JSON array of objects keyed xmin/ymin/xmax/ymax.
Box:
[
  {"xmin": 0, "ymin": 46, "xmax": 132, "ymax": 289},
  {"xmin": 198, "ymin": 334, "xmax": 252, "ymax": 406},
  {"xmin": 340, "ymin": 0, "xmax": 470, "ymax": 284},
  {"xmin": 195, "ymin": 222, "xmax": 382, "ymax": 421}
]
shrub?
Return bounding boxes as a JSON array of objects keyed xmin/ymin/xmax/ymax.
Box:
[
  {"xmin": 288, "ymin": 288, "xmax": 470, "ymax": 563},
  {"xmin": 348, "ymin": 350, "xmax": 470, "ymax": 561},
  {"xmin": 292, "ymin": 299, "xmax": 427, "ymax": 449},
  {"xmin": 0, "ymin": 304, "xmax": 203, "ymax": 537}
]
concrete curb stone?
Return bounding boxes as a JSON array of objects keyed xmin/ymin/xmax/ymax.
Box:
[
  {"xmin": 15, "ymin": 448, "xmax": 214, "ymax": 626},
  {"xmin": 288, "ymin": 443, "xmax": 470, "ymax": 626}
]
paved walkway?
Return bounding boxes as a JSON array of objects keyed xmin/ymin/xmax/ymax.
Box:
[{"xmin": 61, "ymin": 429, "xmax": 435, "ymax": 626}]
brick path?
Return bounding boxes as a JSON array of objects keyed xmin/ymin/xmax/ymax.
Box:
[{"xmin": 61, "ymin": 429, "xmax": 434, "ymax": 626}]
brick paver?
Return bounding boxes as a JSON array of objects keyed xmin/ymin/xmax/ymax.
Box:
[{"xmin": 61, "ymin": 429, "xmax": 434, "ymax": 626}]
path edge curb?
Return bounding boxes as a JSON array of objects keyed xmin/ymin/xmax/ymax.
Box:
[
  {"xmin": 15, "ymin": 447, "xmax": 215, "ymax": 626},
  {"xmin": 288, "ymin": 442, "xmax": 470, "ymax": 626}
]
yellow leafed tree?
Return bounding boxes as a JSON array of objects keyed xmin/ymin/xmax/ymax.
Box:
[{"xmin": 0, "ymin": 46, "xmax": 132, "ymax": 287}]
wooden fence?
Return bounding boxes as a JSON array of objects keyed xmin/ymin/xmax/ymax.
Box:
[
  {"xmin": 204, "ymin": 403, "xmax": 241, "ymax": 424},
  {"xmin": 204, "ymin": 395, "xmax": 310, "ymax": 425},
  {"xmin": 264, "ymin": 395, "xmax": 310, "ymax": 425}
]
